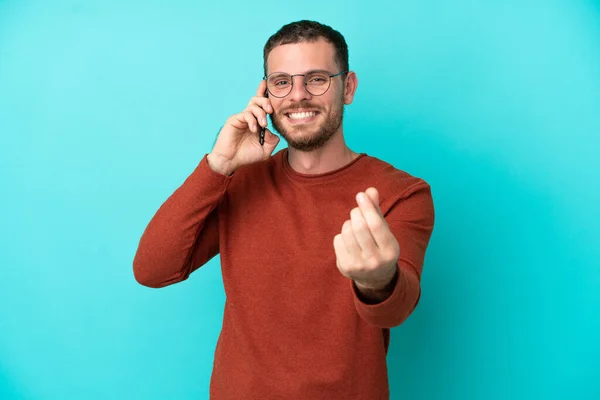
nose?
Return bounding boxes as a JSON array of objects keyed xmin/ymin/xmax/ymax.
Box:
[{"xmin": 288, "ymin": 75, "xmax": 312, "ymax": 102}]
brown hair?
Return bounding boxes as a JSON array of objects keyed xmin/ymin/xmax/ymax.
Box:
[{"xmin": 263, "ymin": 20, "xmax": 349, "ymax": 77}]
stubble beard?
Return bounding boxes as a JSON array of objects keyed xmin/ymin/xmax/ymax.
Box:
[{"xmin": 270, "ymin": 99, "xmax": 345, "ymax": 152}]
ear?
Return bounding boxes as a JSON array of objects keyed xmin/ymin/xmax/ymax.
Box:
[{"xmin": 343, "ymin": 71, "xmax": 358, "ymax": 105}]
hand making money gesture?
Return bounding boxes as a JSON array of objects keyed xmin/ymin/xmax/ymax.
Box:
[{"xmin": 333, "ymin": 187, "xmax": 400, "ymax": 292}]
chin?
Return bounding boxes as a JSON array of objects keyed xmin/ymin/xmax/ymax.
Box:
[{"xmin": 281, "ymin": 128, "xmax": 336, "ymax": 152}]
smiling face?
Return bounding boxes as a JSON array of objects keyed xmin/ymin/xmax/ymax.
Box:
[{"xmin": 266, "ymin": 39, "xmax": 356, "ymax": 151}]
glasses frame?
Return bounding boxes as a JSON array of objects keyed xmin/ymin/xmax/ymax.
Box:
[{"xmin": 263, "ymin": 70, "xmax": 348, "ymax": 98}]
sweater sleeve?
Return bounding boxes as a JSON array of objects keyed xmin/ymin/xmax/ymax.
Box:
[
  {"xmin": 351, "ymin": 180, "xmax": 435, "ymax": 328},
  {"xmin": 132, "ymin": 154, "xmax": 232, "ymax": 288}
]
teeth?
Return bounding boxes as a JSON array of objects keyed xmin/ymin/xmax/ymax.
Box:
[{"xmin": 288, "ymin": 111, "xmax": 317, "ymax": 120}]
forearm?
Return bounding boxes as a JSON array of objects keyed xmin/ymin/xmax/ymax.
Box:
[{"xmin": 133, "ymin": 155, "xmax": 228, "ymax": 287}]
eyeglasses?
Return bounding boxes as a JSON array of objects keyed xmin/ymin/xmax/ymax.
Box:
[{"xmin": 263, "ymin": 69, "xmax": 348, "ymax": 98}]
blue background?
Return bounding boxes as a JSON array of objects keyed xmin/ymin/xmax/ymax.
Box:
[{"xmin": 1, "ymin": 0, "xmax": 599, "ymax": 399}]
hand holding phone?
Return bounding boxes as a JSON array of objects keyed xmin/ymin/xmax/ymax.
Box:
[{"xmin": 207, "ymin": 80, "xmax": 278, "ymax": 176}]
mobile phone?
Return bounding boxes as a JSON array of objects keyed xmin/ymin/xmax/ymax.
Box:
[{"xmin": 260, "ymin": 88, "xmax": 268, "ymax": 146}]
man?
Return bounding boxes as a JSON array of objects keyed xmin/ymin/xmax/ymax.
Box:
[{"xmin": 133, "ymin": 20, "xmax": 435, "ymax": 400}]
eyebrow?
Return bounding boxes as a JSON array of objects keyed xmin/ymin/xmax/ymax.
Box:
[{"xmin": 267, "ymin": 69, "xmax": 333, "ymax": 76}]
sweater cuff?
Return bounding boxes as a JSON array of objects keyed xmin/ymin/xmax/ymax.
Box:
[{"xmin": 351, "ymin": 264, "xmax": 420, "ymax": 329}]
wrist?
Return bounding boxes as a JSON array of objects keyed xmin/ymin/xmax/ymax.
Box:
[
  {"xmin": 354, "ymin": 267, "xmax": 399, "ymax": 304},
  {"xmin": 355, "ymin": 264, "xmax": 398, "ymax": 291},
  {"xmin": 207, "ymin": 153, "xmax": 235, "ymax": 176}
]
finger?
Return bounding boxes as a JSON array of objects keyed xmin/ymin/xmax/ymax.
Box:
[
  {"xmin": 255, "ymin": 79, "xmax": 267, "ymax": 97},
  {"xmin": 246, "ymin": 104, "xmax": 269, "ymax": 128},
  {"xmin": 248, "ymin": 96, "xmax": 273, "ymax": 115},
  {"xmin": 364, "ymin": 187, "xmax": 382, "ymax": 217},
  {"xmin": 234, "ymin": 111, "xmax": 258, "ymax": 133},
  {"xmin": 251, "ymin": 80, "xmax": 273, "ymax": 113},
  {"xmin": 333, "ymin": 233, "xmax": 350, "ymax": 266},
  {"xmin": 356, "ymin": 192, "xmax": 393, "ymax": 249},
  {"xmin": 350, "ymin": 207, "xmax": 379, "ymax": 254},
  {"xmin": 341, "ymin": 219, "xmax": 362, "ymax": 259},
  {"xmin": 229, "ymin": 113, "xmax": 250, "ymax": 131}
]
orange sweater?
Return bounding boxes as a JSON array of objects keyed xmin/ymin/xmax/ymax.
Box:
[{"xmin": 133, "ymin": 148, "xmax": 435, "ymax": 399}]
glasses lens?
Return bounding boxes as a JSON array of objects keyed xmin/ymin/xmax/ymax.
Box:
[
  {"xmin": 266, "ymin": 71, "xmax": 334, "ymax": 97},
  {"xmin": 304, "ymin": 71, "xmax": 331, "ymax": 96},
  {"xmin": 267, "ymin": 73, "xmax": 292, "ymax": 97}
]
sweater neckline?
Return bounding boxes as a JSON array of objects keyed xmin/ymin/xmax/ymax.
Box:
[{"xmin": 279, "ymin": 147, "xmax": 368, "ymax": 184}]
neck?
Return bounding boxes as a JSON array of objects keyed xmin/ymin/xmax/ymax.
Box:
[{"xmin": 286, "ymin": 130, "xmax": 359, "ymax": 174}]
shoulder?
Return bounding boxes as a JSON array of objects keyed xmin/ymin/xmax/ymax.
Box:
[
  {"xmin": 358, "ymin": 155, "xmax": 434, "ymax": 224},
  {"xmin": 361, "ymin": 155, "xmax": 431, "ymax": 198}
]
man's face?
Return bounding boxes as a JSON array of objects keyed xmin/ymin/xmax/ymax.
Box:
[{"xmin": 266, "ymin": 39, "xmax": 351, "ymax": 152}]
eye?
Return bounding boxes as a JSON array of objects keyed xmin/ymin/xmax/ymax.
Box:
[{"xmin": 306, "ymin": 73, "xmax": 328, "ymax": 84}]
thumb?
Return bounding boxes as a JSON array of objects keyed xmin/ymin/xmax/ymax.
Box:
[
  {"xmin": 262, "ymin": 128, "xmax": 280, "ymax": 154},
  {"xmin": 365, "ymin": 187, "xmax": 383, "ymax": 216}
]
